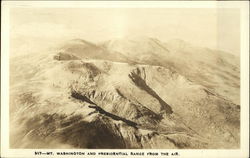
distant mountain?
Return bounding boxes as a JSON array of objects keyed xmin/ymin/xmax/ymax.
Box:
[
  {"xmin": 9, "ymin": 36, "xmax": 240, "ymax": 149},
  {"xmin": 57, "ymin": 38, "xmax": 135, "ymax": 63},
  {"xmin": 164, "ymin": 39, "xmax": 240, "ymax": 105},
  {"xmin": 103, "ymin": 36, "xmax": 169, "ymax": 57}
]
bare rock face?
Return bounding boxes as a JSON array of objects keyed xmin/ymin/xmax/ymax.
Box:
[{"xmin": 10, "ymin": 37, "xmax": 240, "ymax": 149}]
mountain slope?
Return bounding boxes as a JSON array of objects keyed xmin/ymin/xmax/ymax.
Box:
[
  {"xmin": 9, "ymin": 37, "xmax": 240, "ymax": 149},
  {"xmin": 103, "ymin": 37, "xmax": 240, "ymax": 105}
]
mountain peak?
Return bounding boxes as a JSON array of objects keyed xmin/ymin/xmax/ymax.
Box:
[
  {"xmin": 67, "ymin": 38, "xmax": 97, "ymax": 47},
  {"xmin": 166, "ymin": 39, "xmax": 191, "ymax": 49},
  {"xmin": 108, "ymin": 35, "xmax": 158, "ymax": 44},
  {"xmin": 104, "ymin": 36, "xmax": 169, "ymax": 56}
]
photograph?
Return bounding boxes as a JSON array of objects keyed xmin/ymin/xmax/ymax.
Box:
[{"xmin": 1, "ymin": 1, "xmax": 249, "ymax": 158}]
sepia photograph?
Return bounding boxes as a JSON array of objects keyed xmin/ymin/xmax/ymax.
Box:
[{"xmin": 1, "ymin": 1, "xmax": 249, "ymax": 158}]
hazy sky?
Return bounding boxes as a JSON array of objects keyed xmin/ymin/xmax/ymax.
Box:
[{"xmin": 10, "ymin": 8, "xmax": 240, "ymax": 55}]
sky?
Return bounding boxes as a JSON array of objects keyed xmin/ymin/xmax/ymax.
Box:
[{"xmin": 10, "ymin": 8, "xmax": 240, "ymax": 56}]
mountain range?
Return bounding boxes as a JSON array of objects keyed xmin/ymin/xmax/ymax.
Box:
[{"xmin": 10, "ymin": 36, "xmax": 240, "ymax": 149}]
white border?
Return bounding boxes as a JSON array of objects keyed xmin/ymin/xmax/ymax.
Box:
[{"xmin": 1, "ymin": 1, "xmax": 249, "ymax": 158}]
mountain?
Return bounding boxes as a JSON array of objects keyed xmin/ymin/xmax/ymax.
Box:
[
  {"xmin": 103, "ymin": 36, "xmax": 170, "ymax": 57},
  {"xmin": 56, "ymin": 39, "xmax": 134, "ymax": 63},
  {"xmin": 9, "ymin": 36, "xmax": 240, "ymax": 149}
]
